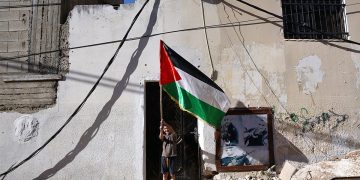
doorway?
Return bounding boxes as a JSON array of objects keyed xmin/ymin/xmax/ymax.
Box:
[{"xmin": 145, "ymin": 81, "xmax": 200, "ymax": 180}]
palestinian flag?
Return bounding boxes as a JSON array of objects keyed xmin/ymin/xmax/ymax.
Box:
[{"xmin": 160, "ymin": 40, "xmax": 230, "ymax": 128}]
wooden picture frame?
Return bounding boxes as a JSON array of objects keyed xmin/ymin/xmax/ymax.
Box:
[{"xmin": 215, "ymin": 107, "xmax": 274, "ymax": 172}]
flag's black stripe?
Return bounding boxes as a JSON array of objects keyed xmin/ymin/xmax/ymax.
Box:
[{"xmin": 163, "ymin": 43, "xmax": 224, "ymax": 93}]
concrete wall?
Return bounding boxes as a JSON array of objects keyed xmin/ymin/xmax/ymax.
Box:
[{"xmin": 0, "ymin": 0, "xmax": 359, "ymax": 179}]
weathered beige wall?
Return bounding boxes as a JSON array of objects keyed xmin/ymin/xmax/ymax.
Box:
[{"xmin": 208, "ymin": 0, "xmax": 360, "ymax": 178}]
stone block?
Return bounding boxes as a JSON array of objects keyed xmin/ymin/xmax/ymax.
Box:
[
  {"xmin": 0, "ymin": 31, "xmax": 19, "ymax": 41},
  {"xmin": 0, "ymin": 87, "xmax": 55, "ymax": 95},
  {"xmin": 18, "ymin": 10, "xmax": 29, "ymax": 21},
  {"xmin": 9, "ymin": 20, "xmax": 28, "ymax": 31},
  {"xmin": 8, "ymin": 41, "xmax": 28, "ymax": 52},
  {"xmin": 9, "ymin": 1, "xmax": 32, "ymax": 11},
  {"xmin": 0, "ymin": 2, "xmax": 10, "ymax": 11},
  {"xmin": 0, "ymin": 11, "xmax": 19, "ymax": 21},
  {"xmin": 291, "ymin": 158, "xmax": 360, "ymax": 180},
  {"xmin": 18, "ymin": 30, "xmax": 28, "ymax": 40},
  {"xmin": 279, "ymin": 161, "xmax": 297, "ymax": 180},
  {"xmin": 0, "ymin": 52, "xmax": 18, "ymax": 58},
  {"xmin": 0, "ymin": 81, "xmax": 56, "ymax": 89},
  {"xmin": 17, "ymin": 51, "xmax": 28, "ymax": 61},
  {"xmin": 0, "ymin": 60, "xmax": 7, "ymax": 73},
  {"xmin": 5, "ymin": 60, "xmax": 24, "ymax": 72},
  {"xmin": 0, "ymin": 22, "xmax": 8, "ymax": 31},
  {"xmin": 0, "ymin": 42, "xmax": 7, "ymax": 52}
]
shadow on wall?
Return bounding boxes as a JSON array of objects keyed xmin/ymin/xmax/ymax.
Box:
[
  {"xmin": 273, "ymin": 131, "xmax": 308, "ymax": 172},
  {"xmin": 236, "ymin": 101, "xmax": 246, "ymax": 108},
  {"xmin": 0, "ymin": 61, "xmax": 143, "ymax": 93},
  {"xmin": 221, "ymin": 0, "xmax": 283, "ymax": 28},
  {"xmin": 201, "ymin": 149, "xmax": 219, "ymax": 179},
  {"xmin": 277, "ymin": 120, "xmax": 360, "ymax": 149},
  {"xmin": 33, "ymin": 0, "xmax": 160, "ymax": 179}
]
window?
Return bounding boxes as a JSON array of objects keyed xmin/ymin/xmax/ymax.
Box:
[{"xmin": 281, "ymin": 0, "xmax": 348, "ymax": 39}]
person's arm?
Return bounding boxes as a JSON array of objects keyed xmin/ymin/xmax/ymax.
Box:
[{"xmin": 159, "ymin": 119, "xmax": 164, "ymax": 140}]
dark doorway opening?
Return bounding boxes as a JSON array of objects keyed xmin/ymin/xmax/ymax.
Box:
[{"xmin": 145, "ymin": 82, "xmax": 201, "ymax": 180}]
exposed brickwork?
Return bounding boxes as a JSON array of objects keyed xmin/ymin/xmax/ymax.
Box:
[
  {"xmin": 0, "ymin": 0, "xmax": 62, "ymax": 112},
  {"xmin": 0, "ymin": 80, "xmax": 57, "ymax": 113},
  {"xmin": 0, "ymin": 0, "xmax": 30, "ymax": 73}
]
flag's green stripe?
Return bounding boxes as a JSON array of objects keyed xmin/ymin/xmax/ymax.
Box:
[{"xmin": 163, "ymin": 82, "xmax": 225, "ymax": 127}]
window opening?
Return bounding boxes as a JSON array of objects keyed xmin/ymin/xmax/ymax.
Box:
[{"xmin": 281, "ymin": 0, "xmax": 348, "ymax": 39}]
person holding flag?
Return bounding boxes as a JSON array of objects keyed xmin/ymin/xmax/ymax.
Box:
[
  {"xmin": 159, "ymin": 119, "xmax": 177, "ymax": 180},
  {"xmin": 158, "ymin": 40, "xmax": 230, "ymax": 178}
]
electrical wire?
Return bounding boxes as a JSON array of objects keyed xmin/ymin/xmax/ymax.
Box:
[
  {"xmin": 235, "ymin": 0, "xmax": 360, "ymax": 46},
  {"xmin": 228, "ymin": 5, "xmax": 290, "ymax": 115},
  {"xmin": 222, "ymin": 3, "xmax": 314, "ymax": 157},
  {"xmin": 220, "ymin": 3, "xmax": 273, "ymax": 108},
  {"xmin": 1, "ymin": 20, "xmax": 285, "ymax": 62},
  {"xmin": 221, "ymin": 3, "xmax": 310, "ymax": 159},
  {"xmin": 0, "ymin": 0, "xmax": 149, "ymax": 178},
  {"xmin": 0, "ymin": 2, "xmax": 143, "ymax": 9},
  {"xmin": 2, "ymin": 1, "xmax": 359, "ymax": 61},
  {"xmin": 200, "ymin": 0, "xmax": 216, "ymax": 80},
  {"xmin": 0, "ymin": 1, "xmax": 358, "ymax": 10}
]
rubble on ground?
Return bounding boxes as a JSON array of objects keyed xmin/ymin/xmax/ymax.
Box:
[{"xmin": 291, "ymin": 149, "xmax": 360, "ymax": 180}]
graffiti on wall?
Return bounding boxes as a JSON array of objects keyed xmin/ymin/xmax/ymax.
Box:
[{"xmin": 274, "ymin": 108, "xmax": 349, "ymax": 133}]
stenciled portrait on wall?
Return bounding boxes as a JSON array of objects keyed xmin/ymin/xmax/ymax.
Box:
[{"xmin": 216, "ymin": 108, "xmax": 274, "ymax": 172}]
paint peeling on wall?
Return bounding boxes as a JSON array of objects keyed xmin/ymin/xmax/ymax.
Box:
[
  {"xmin": 353, "ymin": 60, "xmax": 360, "ymax": 89},
  {"xmin": 268, "ymin": 73, "xmax": 287, "ymax": 105},
  {"xmin": 295, "ymin": 55, "xmax": 324, "ymax": 95},
  {"xmin": 14, "ymin": 115, "xmax": 39, "ymax": 143},
  {"xmin": 242, "ymin": 43, "xmax": 286, "ymax": 73},
  {"xmin": 245, "ymin": 70, "xmax": 262, "ymax": 97},
  {"xmin": 350, "ymin": 45, "xmax": 360, "ymax": 89}
]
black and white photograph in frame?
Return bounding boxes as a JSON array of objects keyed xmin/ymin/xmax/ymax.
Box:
[{"xmin": 216, "ymin": 108, "xmax": 274, "ymax": 172}]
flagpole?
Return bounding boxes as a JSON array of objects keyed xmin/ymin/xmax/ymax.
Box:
[{"xmin": 160, "ymin": 83, "xmax": 163, "ymax": 121}]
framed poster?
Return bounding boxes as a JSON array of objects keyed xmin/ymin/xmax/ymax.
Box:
[{"xmin": 216, "ymin": 107, "xmax": 274, "ymax": 172}]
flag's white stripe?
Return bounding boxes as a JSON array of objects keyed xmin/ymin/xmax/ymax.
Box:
[{"xmin": 175, "ymin": 67, "xmax": 230, "ymax": 112}]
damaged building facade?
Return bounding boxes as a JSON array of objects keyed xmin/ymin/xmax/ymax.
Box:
[{"xmin": 0, "ymin": 0, "xmax": 359, "ymax": 179}]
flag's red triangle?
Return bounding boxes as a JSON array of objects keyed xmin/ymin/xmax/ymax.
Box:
[{"xmin": 160, "ymin": 40, "xmax": 181, "ymax": 85}]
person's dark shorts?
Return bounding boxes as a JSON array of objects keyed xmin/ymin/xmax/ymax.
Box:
[{"xmin": 161, "ymin": 156, "xmax": 176, "ymax": 175}]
